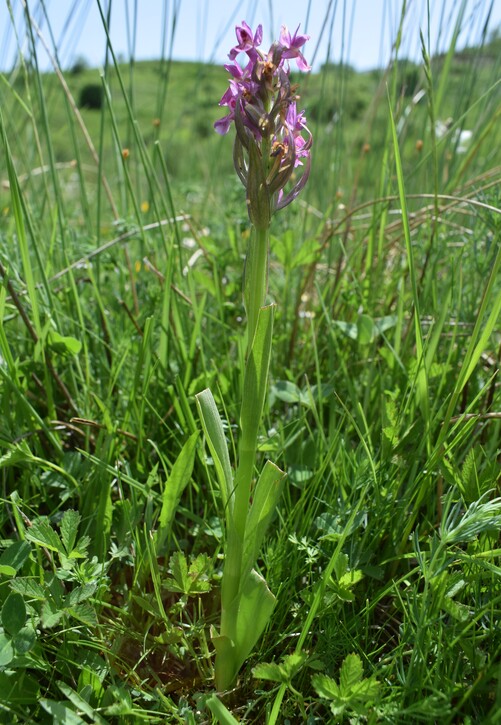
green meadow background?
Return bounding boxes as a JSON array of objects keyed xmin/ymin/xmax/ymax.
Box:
[{"xmin": 0, "ymin": 2, "xmax": 500, "ymax": 723}]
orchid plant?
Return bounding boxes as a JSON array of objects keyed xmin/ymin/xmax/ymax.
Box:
[{"xmin": 196, "ymin": 21, "xmax": 312, "ymax": 692}]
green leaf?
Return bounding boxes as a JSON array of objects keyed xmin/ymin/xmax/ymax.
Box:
[
  {"xmin": 47, "ymin": 329, "xmax": 82, "ymax": 356},
  {"xmin": 40, "ymin": 699, "xmax": 87, "ymax": 725},
  {"xmin": 57, "ymin": 681, "xmax": 110, "ymax": 725},
  {"xmin": 339, "ymin": 653, "xmax": 364, "ymax": 692},
  {"xmin": 25, "ymin": 517, "xmax": 64, "ymax": 553},
  {"xmin": 332, "ymin": 319, "xmax": 358, "ymax": 340},
  {"xmin": 357, "ymin": 314, "xmax": 374, "ymax": 344},
  {"xmin": 214, "ymin": 568, "xmax": 276, "ymax": 684},
  {"xmin": 253, "ymin": 652, "xmax": 308, "ymax": 685},
  {"xmin": 165, "ymin": 551, "xmax": 190, "ymax": 594},
  {"xmin": 204, "ymin": 693, "xmax": 240, "ymax": 725},
  {"xmin": 65, "ymin": 583, "xmax": 96, "ymax": 608},
  {"xmin": 41, "ymin": 598, "xmax": 64, "ymax": 629},
  {"xmin": 240, "ymin": 304, "xmax": 274, "ymax": 451},
  {"xmin": 312, "ymin": 654, "xmax": 380, "ymax": 717},
  {"xmin": 271, "ymin": 380, "xmax": 308, "ymax": 405},
  {"xmin": 0, "ymin": 540, "xmax": 31, "ymax": 576},
  {"xmin": 0, "ymin": 671, "xmax": 40, "ymax": 704},
  {"xmin": 0, "ymin": 632, "xmax": 14, "ymax": 667},
  {"xmin": 60, "ymin": 509, "xmax": 81, "ymax": 554},
  {"xmin": 164, "ymin": 552, "xmax": 211, "ymax": 597},
  {"xmin": 12, "ymin": 625, "xmax": 36, "ymax": 654},
  {"xmin": 155, "ymin": 432, "xmax": 198, "ymax": 553},
  {"xmin": 311, "ymin": 673, "xmax": 341, "ymax": 699},
  {"xmin": 252, "ymin": 660, "xmax": 287, "ymax": 683},
  {"xmin": 9, "ymin": 578, "xmax": 47, "ymax": 600},
  {"xmin": 243, "ymin": 460, "xmax": 286, "ymax": 574},
  {"xmin": 195, "ymin": 388, "xmax": 234, "ymax": 521},
  {"xmin": 67, "ymin": 602, "xmax": 98, "ymax": 627},
  {"xmin": 1, "ymin": 592, "xmax": 26, "ymax": 635}
]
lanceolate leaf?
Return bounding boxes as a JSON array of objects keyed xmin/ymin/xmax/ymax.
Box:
[
  {"xmin": 243, "ymin": 461, "xmax": 285, "ymax": 574},
  {"xmin": 239, "ymin": 304, "xmax": 274, "ymax": 453},
  {"xmin": 155, "ymin": 432, "xmax": 198, "ymax": 552},
  {"xmin": 195, "ymin": 389, "xmax": 234, "ymax": 523}
]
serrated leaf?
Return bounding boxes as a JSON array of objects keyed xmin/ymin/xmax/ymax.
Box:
[
  {"xmin": 1, "ymin": 592, "xmax": 26, "ymax": 635},
  {"xmin": 67, "ymin": 602, "xmax": 97, "ymax": 627},
  {"xmin": 0, "ymin": 442, "xmax": 34, "ymax": 469},
  {"xmin": 311, "ymin": 673, "xmax": 341, "ymax": 699},
  {"xmin": 65, "ymin": 583, "xmax": 96, "ymax": 608},
  {"xmin": 41, "ymin": 599, "xmax": 64, "ymax": 628},
  {"xmin": 67, "ymin": 534, "xmax": 91, "ymax": 559},
  {"xmin": 440, "ymin": 595, "xmax": 470, "ymax": 622},
  {"xmin": 350, "ymin": 676, "xmax": 380, "ymax": 700},
  {"xmin": 168, "ymin": 551, "xmax": 189, "ymax": 593},
  {"xmin": 252, "ymin": 661, "xmax": 287, "ymax": 683},
  {"xmin": 253, "ymin": 652, "xmax": 307, "ymax": 684},
  {"xmin": 9, "ymin": 578, "xmax": 47, "ymax": 600},
  {"xmin": 60, "ymin": 509, "xmax": 80, "ymax": 554},
  {"xmin": 25, "ymin": 517, "xmax": 63, "ymax": 553},
  {"xmin": 339, "ymin": 653, "xmax": 364, "ymax": 692}
]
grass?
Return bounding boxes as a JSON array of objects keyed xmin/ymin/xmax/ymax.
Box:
[{"xmin": 0, "ymin": 1, "xmax": 500, "ymax": 723}]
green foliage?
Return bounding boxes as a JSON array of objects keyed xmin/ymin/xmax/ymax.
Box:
[
  {"xmin": 78, "ymin": 83, "xmax": 103, "ymax": 110},
  {"xmin": 0, "ymin": 2, "xmax": 500, "ymax": 722},
  {"xmin": 312, "ymin": 654, "xmax": 380, "ymax": 719}
]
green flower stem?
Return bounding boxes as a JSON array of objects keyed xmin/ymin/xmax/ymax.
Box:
[
  {"xmin": 244, "ymin": 225, "xmax": 269, "ymax": 352},
  {"xmin": 216, "ymin": 223, "xmax": 271, "ymax": 689}
]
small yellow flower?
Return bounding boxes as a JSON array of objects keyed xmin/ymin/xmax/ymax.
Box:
[
  {"xmin": 140, "ymin": 201, "xmax": 150, "ymax": 213},
  {"xmin": 121, "ymin": 148, "xmax": 130, "ymax": 159},
  {"xmin": 135, "ymin": 260, "xmax": 142, "ymax": 273}
]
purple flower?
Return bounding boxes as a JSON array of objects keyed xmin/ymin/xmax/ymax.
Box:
[
  {"xmin": 279, "ymin": 25, "xmax": 311, "ymax": 71},
  {"xmin": 215, "ymin": 21, "xmax": 312, "ymax": 223},
  {"xmin": 228, "ymin": 21, "xmax": 263, "ymax": 61}
]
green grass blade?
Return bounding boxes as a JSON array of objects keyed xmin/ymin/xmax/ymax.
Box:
[{"xmin": 154, "ymin": 432, "xmax": 198, "ymax": 553}]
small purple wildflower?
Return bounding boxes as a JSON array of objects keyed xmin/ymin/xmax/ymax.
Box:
[
  {"xmin": 279, "ymin": 25, "xmax": 311, "ymax": 71},
  {"xmin": 215, "ymin": 20, "xmax": 312, "ymax": 227}
]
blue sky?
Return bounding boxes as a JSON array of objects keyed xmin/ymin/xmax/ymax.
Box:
[{"xmin": 1, "ymin": 0, "xmax": 500, "ymax": 72}]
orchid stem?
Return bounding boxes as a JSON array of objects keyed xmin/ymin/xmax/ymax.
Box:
[{"xmin": 244, "ymin": 225, "xmax": 269, "ymax": 353}]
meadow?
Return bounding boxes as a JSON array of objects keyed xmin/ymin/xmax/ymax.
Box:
[{"xmin": 0, "ymin": 2, "xmax": 500, "ymax": 723}]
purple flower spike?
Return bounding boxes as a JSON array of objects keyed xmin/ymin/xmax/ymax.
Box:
[{"xmin": 216, "ymin": 20, "xmax": 312, "ymax": 222}]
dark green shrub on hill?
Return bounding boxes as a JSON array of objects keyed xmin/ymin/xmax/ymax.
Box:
[{"xmin": 79, "ymin": 83, "xmax": 103, "ymax": 109}]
